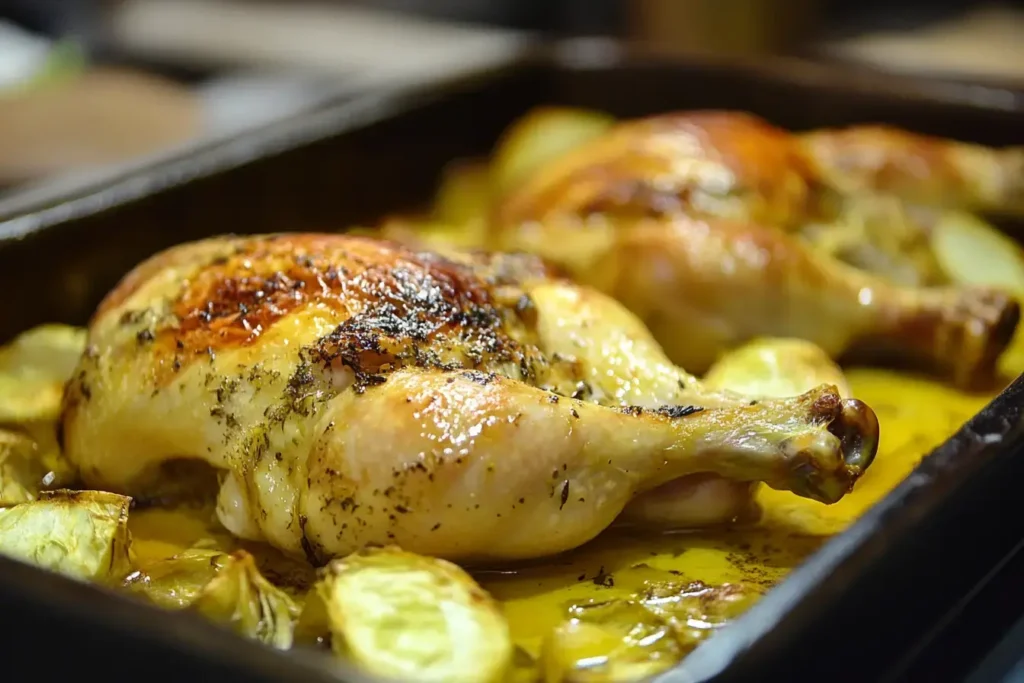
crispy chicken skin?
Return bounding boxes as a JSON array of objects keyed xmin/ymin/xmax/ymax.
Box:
[
  {"xmin": 498, "ymin": 214, "xmax": 1018, "ymax": 386},
  {"xmin": 387, "ymin": 210, "xmax": 1018, "ymax": 387},
  {"xmin": 800, "ymin": 125, "xmax": 1024, "ymax": 217},
  {"xmin": 499, "ymin": 111, "xmax": 1024, "ymax": 229},
  {"xmin": 455, "ymin": 111, "xmax": 1021, "ymax": 383},
  {"xmin": 60, "ymin": 234, "xmax": 877, "ymax": 563},
  {"xmin": 495, "ymin": 110, "xmax": 1024, "ymax": 290},
  {"xmin": 497, "ymin": 111, "xmax": 818, "ymax": 230}
]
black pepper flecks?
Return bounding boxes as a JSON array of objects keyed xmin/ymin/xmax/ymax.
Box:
[
  {"xmin": 571, "ymin": 381, "xmax": 593, "ymax": 400},
  {"xmin": 655, "ymin": 405, "xmax": 705, "ymax": 419},
  {"xmin": 591, "ymin": 566, "xmax": 614, "ymax": 587}
]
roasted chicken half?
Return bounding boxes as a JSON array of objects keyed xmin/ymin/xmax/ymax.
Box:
[
  {"xmin": 386, "ymin": 109, "xmax": 1021, "ymax": 385},
  {"xmin": 61, "ymin": 234, "xmax": 877, "ymax": 563}
]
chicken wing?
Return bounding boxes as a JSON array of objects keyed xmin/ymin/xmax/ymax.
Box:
[{"xmin": 60, "ymin": 234, "xmax": 877, "ymax": 563}]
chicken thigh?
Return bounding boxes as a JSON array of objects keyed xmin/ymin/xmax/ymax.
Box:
[{"xmin": 60, "ymin": 234, "xmax": 877, "ymax": 563}]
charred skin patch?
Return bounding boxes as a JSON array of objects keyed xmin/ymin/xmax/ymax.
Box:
[
  {"xmin": 301, "ymin": 245, "xmax": 551, "ymax": 393},
  {"xmin": 110, "ymin": 234, "xmax": 556, "ymax": 386}
]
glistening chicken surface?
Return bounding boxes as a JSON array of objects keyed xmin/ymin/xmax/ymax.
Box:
[
  {"xmin": 2, "ymin": 102, "xmax": 1020, "ymax": 683},
  {"xmin": 385, "ymin": 107, "xmax": 1023, "ymax": 387},
  {"xmin": 60, "ymin": 233, "xmax": 877, "ymax": 564}
]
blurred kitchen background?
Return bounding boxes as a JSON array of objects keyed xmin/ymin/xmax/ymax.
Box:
[{"xmin": 0, "ymin": 0, "xmax": 1022, "ymax": 204}]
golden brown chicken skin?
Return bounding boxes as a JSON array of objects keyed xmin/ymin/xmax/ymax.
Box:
[
  {"xmin": 495, "ymin": 110, "xmax": 1024, "ymax": 288},
  {"xmin": 497, "ymin": 111, "xmax": 818, "ymax": 231},
  {"xmin": 500, "ymin": 111, "xmax": 1024, "ymax": 227},
  {"xmin": 60, "ymin": 234, "xmax": 877, "ymax": 563},
  {"xmin": 452, "ymin": 111, "xmax": 1021, "ymax": 384},
  {"xmin": 799, "ymin": 124, "xmax": 1024, "ymax": 217},
  {"xmin": 389, "ymin": 209, "xmax": 1018, "ymax": 388}
]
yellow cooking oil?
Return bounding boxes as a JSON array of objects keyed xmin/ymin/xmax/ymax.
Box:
[{"xmin": 126, "ymin": 366, "xmax": 1007, "ymax": 657}]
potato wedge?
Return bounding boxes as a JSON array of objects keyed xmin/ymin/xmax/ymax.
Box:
[
  {"xmin": 0, "ymin": 324, "xmax": 87, "ymax": 380},
  {"xmin": 0, "ymin": 324, "xmax": 87, "ymax": 424},
  {"xmin": 932, "ymin": 210, "xmax": 1024, "ymax": 295},
  {"xmin": 0, "ymin": 429, "xmax": 44, "ymax": 506},
  {"xmin": 927, "ymin": 212, "xmax": 1024, "ymax": 377},
  {"xmin": 300, "ymin": 546, "xmax": 512, "ymax": 683},
  {"xmin": 0, "ymin": 489, "xmax": 132, "ymax": 581},
  {"xmin": 639, "ymin": 580, "xmax": 760, "ymax": 651},
  {"xmin": 126, "ymin": 547, "xmax": 300, "ymax": 649},
  {"xmin": 0, "ymin": 375, "xmax": 66, "ymax": 425},
  {"xmin": 432, "ymin": 159, "xmax": 492, "ymax": 226},
  {"xmin": 191, "ymin": 550, "xmax": 301, "ymax": 650},
  {"xmin": 378, "ymin": 217, "xmax": 490, "ymax": 252},
  {"xmin": 491, "ymin": 107, "xmax": 616, "ymax": 197},
  {"xmin": 702, "ymin": 337, "xmax": 851, "ymax": 398},
  {"xmin": 541, "ymin": 599, "xmax": 681, "ymax": 682},
  {"xmin": 123, "ymin": 547, "xmax": 230, "ymax": 609},
  {"xmin": 18, "ymin": 421, "xmax": 78, "ymax": 489}
]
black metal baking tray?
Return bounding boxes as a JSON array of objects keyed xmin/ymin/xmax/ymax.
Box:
[{"xmin": 1, "ymin": 40, "xmax": 1023, "ymax": 683}]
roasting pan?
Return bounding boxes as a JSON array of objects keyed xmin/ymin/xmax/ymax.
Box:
[{"xmin": 1, "ymin": 39, "xmax": 1023, "ymax": 683}]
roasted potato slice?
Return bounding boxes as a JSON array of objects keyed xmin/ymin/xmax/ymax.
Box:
[
  {"xmin": 928, "ymin": 211, "xmax": 1024, "ymax": 375},
  {"xmin": 126, "ymin": 547, "xmax": 300, "ymax": 649},
  {"xmin": 0, "ymin": 429, "xmax": 42, "ymax": 506},
  {"xmin": 702, "ymin": 337, "xmax": 851, "ymax": 398},
  {"xmin": 491, "ymin": 107, "xmax": 616, "ymax": 197},
  {"xmin": 541, "ymin": 599, "xmax": 682, "ymax": 682},
  {"xmin": 378, "ymin": 217, "xmax": 490, "ymax": 253},
  {"xmin": 299, "ymin": 546, "xmax": 512, "ymax": 683},
  {"xmin": 0, "ymin": 422, "xmax": 77, "ymax": 495},
  {"xmin": 638, "ymin": 580, "xmax": 761, "ymax": 651},
  {"xmin": 932, "ymin": 211, "xmax": 1024, "ymax": 295},
  {"xmin": 812, "ymin": 196, "xmax": 950, "ymax": 287},
  {"xmin": 432, "ymin": 159, "xmax": 493, "ymax": 226},
  {"xmin": 0, "ymin": 324, "xmax": 87, "ymax": 380},
  {"xmin": 191, "ymin": 550, "xmax": 301, "ymax": 649},
  {"xmin": 19, "ymin": 421, "xmax": 78, "ymax": 489},
  {"xmin": 0, "ymin": 324, "xmax": 87, "ymax": 424},
  {"xmin": 0, "ymin": 489, "xmax": 132, "ymax": 581},
  {"xmin": 0, "ymin": 375, "xmax": 66, "ymax": 425},
  {"xmin": 123, "ymin": 547, "xmax": 230, "ymax": 609}
]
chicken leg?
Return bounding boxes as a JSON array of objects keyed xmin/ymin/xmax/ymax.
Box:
[
  {"xmin": 617, "ymin": 337, "xmax": 854, "ymax": 528},
  {"xmin": 60, "ymin": 234, "xmax": 877, "ymax": 563}
]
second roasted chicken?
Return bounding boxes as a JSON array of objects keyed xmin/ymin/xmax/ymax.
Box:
[
  {"xmin": 381, "ymin": 108, "xmax": 1023, "ymax": 387},
  {"xmin": 60, "ymin": 234, "xmax": 877, "ymax": 563}
]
